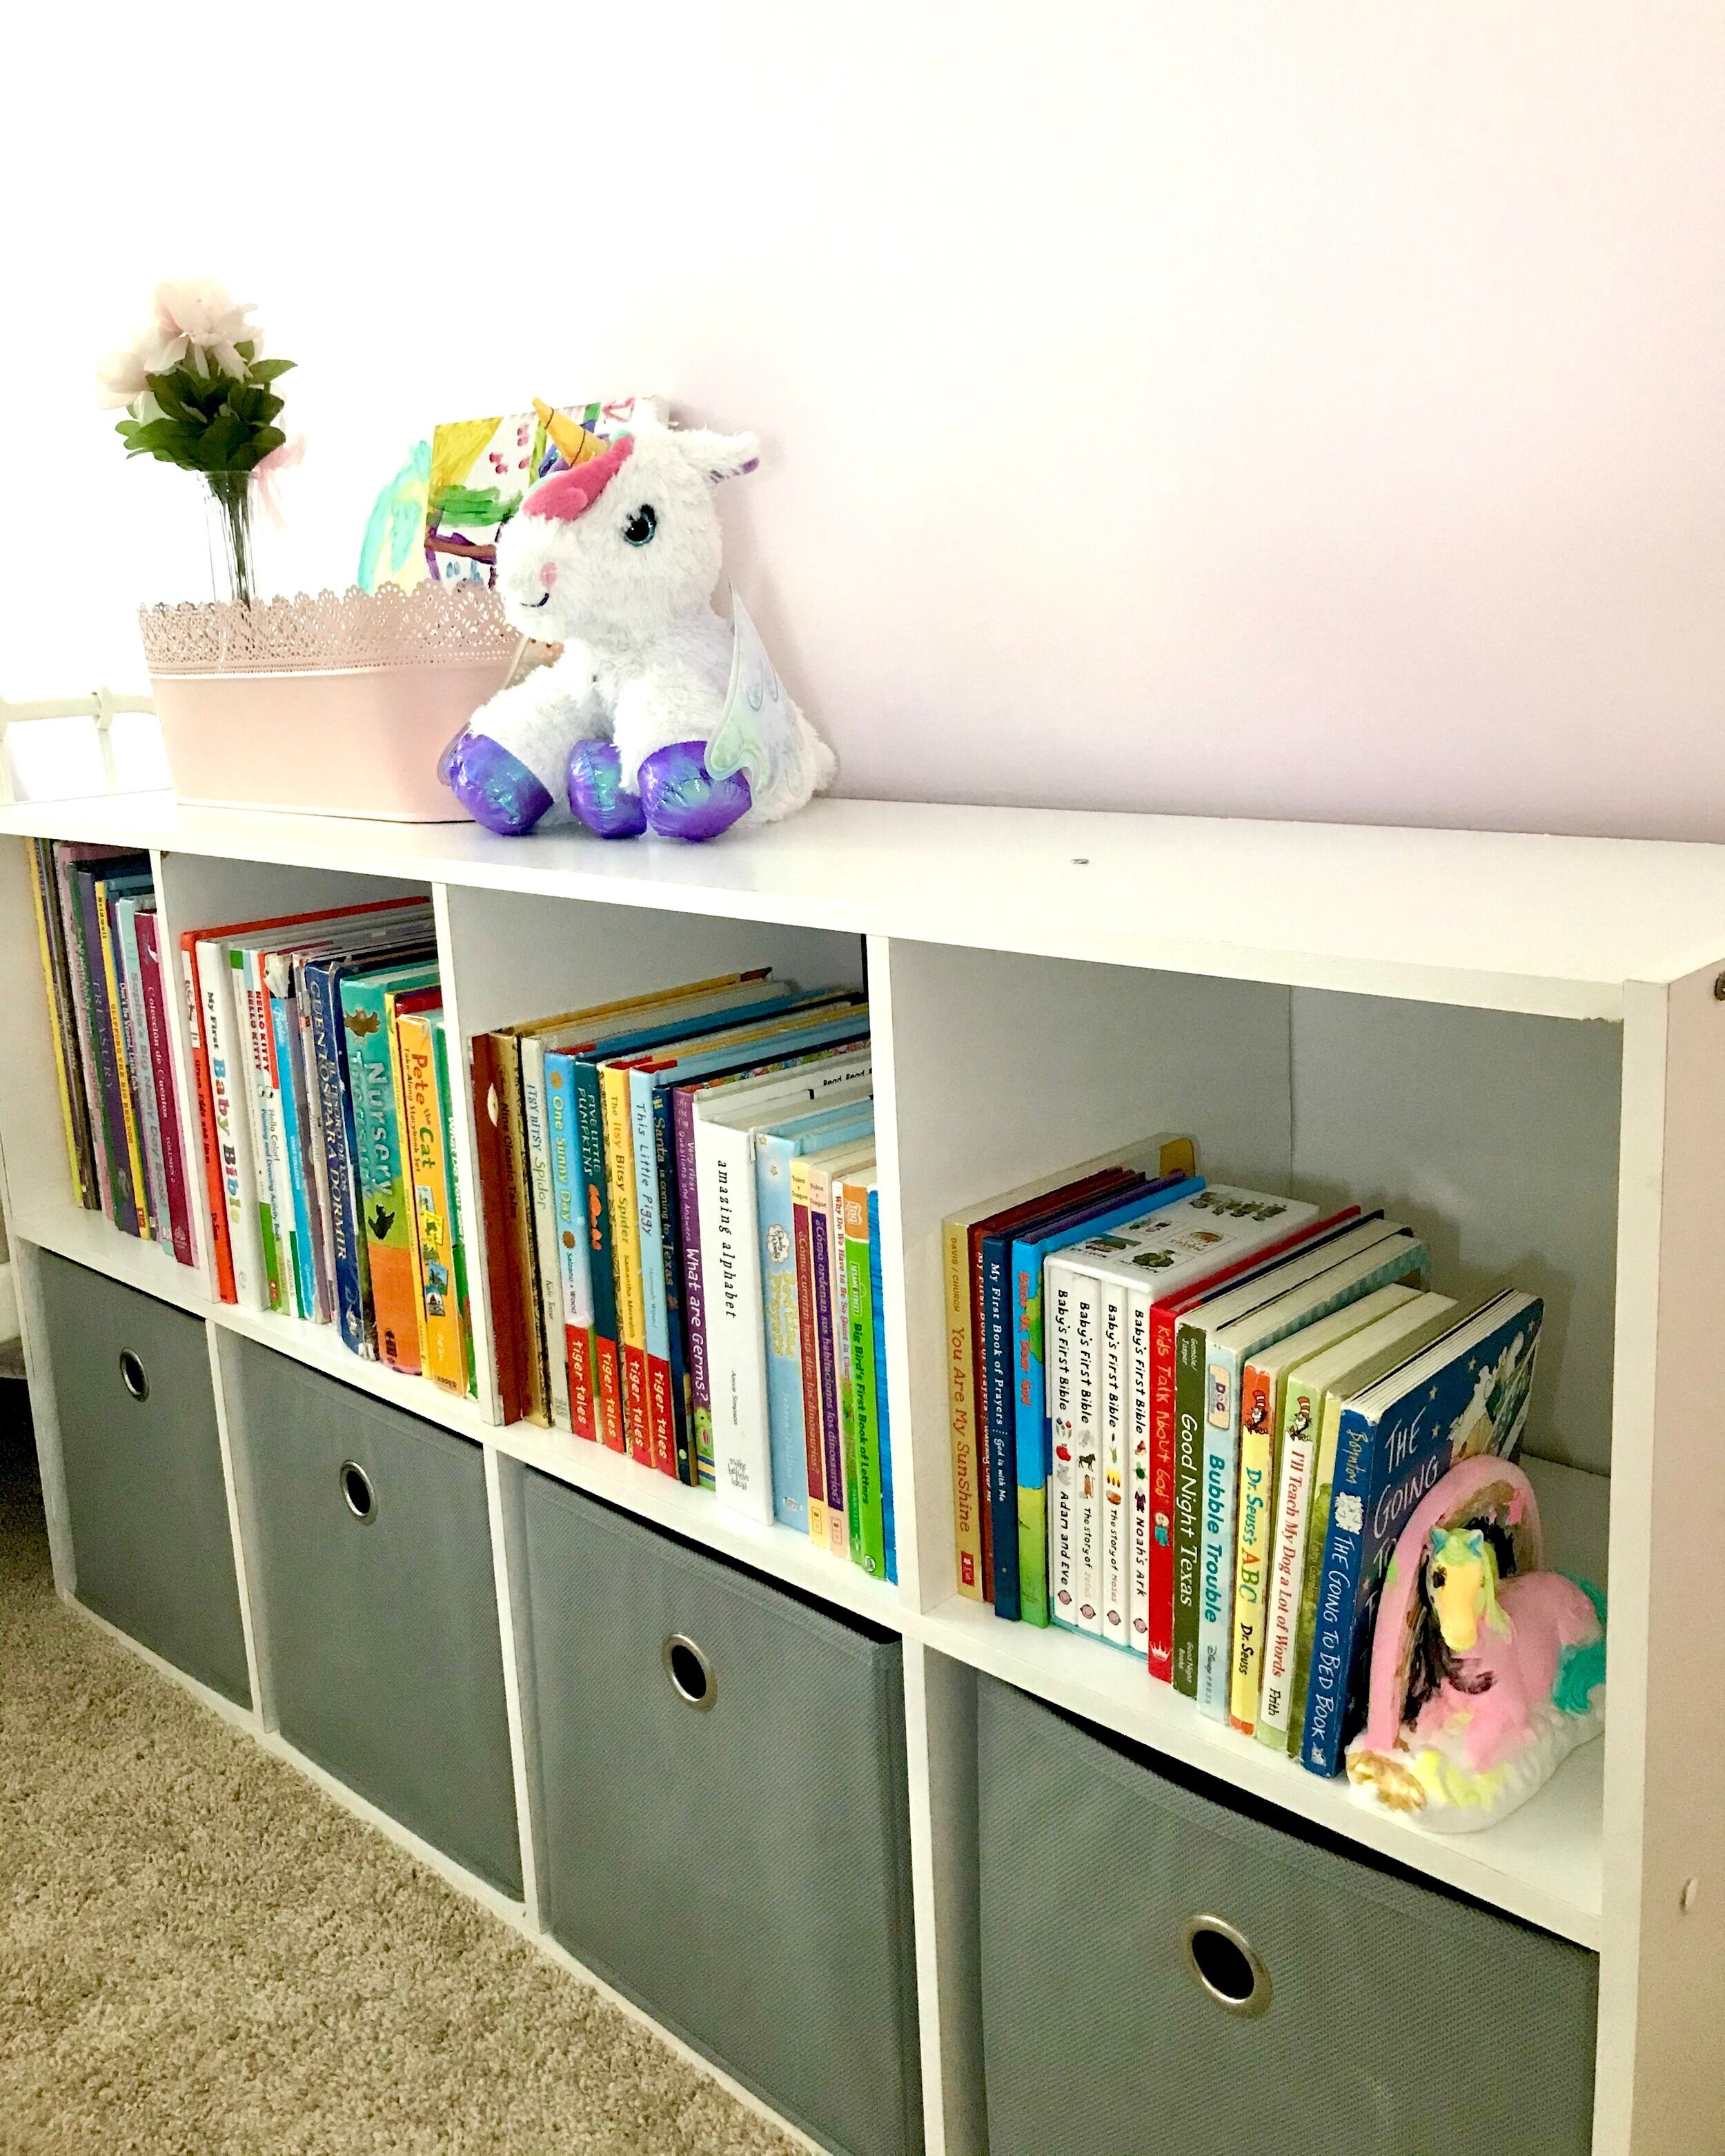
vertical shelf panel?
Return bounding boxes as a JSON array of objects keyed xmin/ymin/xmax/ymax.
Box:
[
  {"xmin": 1595, "ymin": 970, "xmax": 1725, "ymax": 2155},
  {"xmin": 0, "ymin": 835, "xmax": 82, "ymax": 1224}
]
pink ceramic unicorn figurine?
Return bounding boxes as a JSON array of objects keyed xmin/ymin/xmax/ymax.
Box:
[
  {"xmin": 1347, "ymin": 1456, "xmax": 1606, "ymax": 1832},
  {"xmin": 1413, "ymin": 1528, "xmax": 1600, "ymax": 1774}
]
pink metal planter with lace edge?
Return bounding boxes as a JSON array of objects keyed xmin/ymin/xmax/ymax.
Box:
[{"xmin": 139, "ymin": 583, "xmax": 546, "ymax": 822}]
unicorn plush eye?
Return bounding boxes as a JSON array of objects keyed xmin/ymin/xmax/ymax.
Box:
[
  {"xmin": 622, "ymin": 505, "xmax": 657, "ymax": 546},
  {"xmin": 1430, "ymin": 1567, "xmax": 1446, "ymax": 1589}
]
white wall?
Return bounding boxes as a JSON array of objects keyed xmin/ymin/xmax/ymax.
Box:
[{"xmin": 5, "ymin": 4, "xmax": 1724, "ymax": 836}]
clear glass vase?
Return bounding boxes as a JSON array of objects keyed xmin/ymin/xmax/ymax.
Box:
[{"xmin": 203, "ymin": 471, "xmax": 258, "ymax": 608}]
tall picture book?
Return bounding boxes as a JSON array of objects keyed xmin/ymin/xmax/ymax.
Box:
[{"xmin": 1300, "ymin": 1289, "xmax": 1544, "ymax": 1778}]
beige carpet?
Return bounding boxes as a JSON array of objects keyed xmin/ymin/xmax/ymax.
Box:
[{"xmin": 0, "ymin": 1393, "xmax": 798, "ymax": 2156}]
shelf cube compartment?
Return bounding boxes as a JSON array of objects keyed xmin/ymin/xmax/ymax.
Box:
[
  {"xmin": 975, "ymin": 1672, "xmax": 1597, "ymax": 2156},
  {"xmin": 518, "ymin": 1471, "xmax": 923, "ymax": 2156},
  {"xmin": 36, "ymin": 1250, "xmax": 250, "ymax": 1705},
  {"xmin": 227, "ymin": 1339, "xmax": 522, "ymax": 1897}
]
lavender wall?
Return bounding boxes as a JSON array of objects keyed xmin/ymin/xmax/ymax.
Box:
[{"xmin": 9, "ymin": 6, "xmax": 1725, "ymax": 837}]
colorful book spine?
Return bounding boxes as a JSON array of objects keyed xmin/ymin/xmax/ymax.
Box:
[
  {"xmin": 601, "ymin": 1063, "xmax": 652, "ymax": 1463},
  {"xmin": 1011, "ymin": 1247, "xmax": 1054, "ymax": 1629},
  {"xmin": 98, "ymin": 879, "xmax": 153, "ymax": 1238},
  {"xmin": 1048, "ymin": 1263, "xmax": 1081, "ymax": 1630},
  {"xmin": 672, "ymin": 1082, "xmax": 718, "ymax": 1483},
  {"xmin": 756, "ymin": 1127, "xmax": 814, "ymax": 1534},
  {"xmin": 180, "ymin": 935, "xmax": 235, "ymax": 1299},
  {"xmin": 56, "ymin": 849, "xmax": 126, "ymax": 1220},
  {"xmin": 845, "ymin": 1174, "xmax": 886, "ymax": 1576},
  {"xmin": 116, "ymin": 898, "xmax": 168, "ymax": 1247},
  {"xmin": 85, "ymin": 873, "xmax": 143, "ymax": 1236},
  {"xmin": 295, "ymin": 958, "xmax": 342, "ymax": 1320},
  {"xmin": 195, "ymin": 940, "xmax": 266, "ymax": 1309},
  {"xmin": 399, "ymin": 1009, "xmax": 466, "ymax": 1394},
  {"xmin": 696, "ymin": 1117, "xmax": 776, "ymax": 1521},
  {"xmin": 629, "ymin": 1069, "xmax": 678, "ymax": 1476},
  {"xmin": 1127, "ymin": 1287, "xmax": 1155, "ymax": 1653},
  {"xmin": 29, "ymin": 842, "xmax": 92, "ymax": 1206},
  {"xmin": 650, "ymin": 1091, "xmax": 698, "ymax": 1481},
  {"xmin": 571, "ymin": 1062, "xmax": 626, "ymax": 1451},
  {"xmin": 388, "ymin": 990, "xmax": 435, "ymax": 1376},
  {"xmin": 304, "ymin": 959, "xmax": 374, "ymax": 1356},
  {"xmin": 134, "ymin": 911, "xmax": 195, "ymax": 1267},
  {"xmin": 1230, "ymin": 1356, "xmax": 1279, "ymax": 1734},
  {"xmin": 809, "ymin": 1174, "xmax": 847, "ymax": 1557},
  {"xmin": 943, "ymin": 1212, "xmax": 985, "ymax": 1599},
  {"xmin": 342, "ymin": 967, "xmax": 433, "ymax": 1372},
  {"xmin": 520, "ymin": 1039, "xmax": 572, "ymax": 1432},
  {"xmin": 267, "ymin": 969, "xmax": 322, "ymax": 1319},
  {"xmin": 433, "ymin": 1016, "xmax": 477, "ymax": 1396},
  {"xmin": 791, "ymin": 1157, "xmax": 827, "ymax": 1543},
  {"xmin": 980, "ymin": 1229, "xmax": 1020, "ymax": 1616},
  {"xmin": 500, "ymin": 1036, "xmax": 549, "ymax": 1423},
  {"xmin": 869, "ymin": 1186, "xmax": 896, "ymax": 1585},
  {"xmin": 471, "ymin": 1032, "xmax": 529, "ymax": 1422},
  {"xmin": 1098, "ymin": 1281, "xmax": 1132, "ymax": 1648},
  {"xmin": 834, "ymin": 1171, "xmax": 863, "ymax": 1565},
  {"xmin": 545, "ymin": 1054, "xmax": 597, "ymax": 1438},
  {"xmin": 1071, "ymin": 1273, "xmax": 1104, "ymax": 1637},
  {"xmin": 1172, "ymin": 1315, "xmax": 1208, "ymax": 1693},
  {"xmin": 234, "ymin": 947, "xmax": 288, "ymax": 1309}
]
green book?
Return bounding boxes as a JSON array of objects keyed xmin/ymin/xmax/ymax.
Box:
[
  {"xmin": 431, "ymin": 1013, "xmax": 477, "ymax": 1397},
  {"xmin": 340, "ymin": 957, "xmax": 439, "ymax": 1373},
  {"xmin": 842, "ymin": 1167, "xmax": 886, "ymax": 1576}
]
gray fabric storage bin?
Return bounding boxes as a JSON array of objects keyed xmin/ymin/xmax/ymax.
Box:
[
  {"xmin": 230, "ymin": 1341, "xmax": 521, "ymax": 1898},
  {"xmin": 977, "ymin": 1674, "xmax": 1597, "ymax": 2156},
  {"xmin": 39, "ymin": 1252, "xmax": 249, "ymax": 1706},
  {"xmin": 520, "ymin": 1473, "xmax": 923, "ymax": 2156}
]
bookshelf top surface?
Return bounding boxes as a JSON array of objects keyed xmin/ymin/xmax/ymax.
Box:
[{"xmin": 8, "ymin": 789, "xmax": 1725, "ymax": 1016}]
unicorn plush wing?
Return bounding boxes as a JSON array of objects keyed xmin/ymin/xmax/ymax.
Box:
[{"xmin": 704, "ymin": 589, "xmax": 798, "ymax": 798}]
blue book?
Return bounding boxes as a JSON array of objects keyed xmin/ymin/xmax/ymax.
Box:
[
  {"xmin": 983, "ymin": 1172, "xmax": 1201, "ymax": 1621},
  {"xmin": 268, "ymin": 981, "xmax": 320, "ymax": 1320},
  {"xmin": 868, "ymin": 1187, "xmax": 896, "ymax": 1585},
  {"xmin": 755, "ymin": 1100, "xmax": 876, "ymax": 1530},
  {"xmin": 1301, "ymin": 1289, "xmax": 1543, "ymax": 1777},
  {"xmin": 303, "ymin": 957, "xmax": 373, "ymax": 1354}
]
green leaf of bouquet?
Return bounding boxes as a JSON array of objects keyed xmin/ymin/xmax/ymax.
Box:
[
  {"xmin": 145, "ymin": 373, "xmax": 193, "ymax": 423},
  {"xmin": 248, "ymin": 357, "xmax": 295, "ymax": 382}
]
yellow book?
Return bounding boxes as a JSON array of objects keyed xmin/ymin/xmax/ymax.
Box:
[
  {"xmin": 600, "ymin": 1061, "xmax": 651, "ymax": 1462},
  {"xmin": 94, "ymin": 872, "xmax": 151, "ymax": 1238},
  {"xmin": 397, "ymin": 1007, "xmax": 465, "ymax": 1395},
  {"xmin": 1227, "ymin": 1284, "xmax": 1419, "ymax": 1734}
]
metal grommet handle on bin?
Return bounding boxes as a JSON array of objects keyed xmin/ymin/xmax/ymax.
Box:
[
  {"xmin": 1181, "ymin": 1913, "xmax": 1272, "ymax": 2019},
  {"xmin": 339, "ymin": 1459, "xmax": 377, "ymax": 1525},
  {"xmin": 118, "ymin": 1349, "xmax": 148, "ymax": 1402},
  {"xmin": 662, "ymin": 1632, "xmax": 716, "ymax": 1710}
]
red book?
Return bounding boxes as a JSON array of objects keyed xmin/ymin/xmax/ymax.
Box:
[
  {"xmin": 471, "ymin": 1031, "xmax": 530, "ymax": 1424},
  {"xmin": 134, "ymin": 911, "xmax": 196, "ymax": 1269},
  {"xmin": 1145, "ymin": 1206, "xmax": 1360, "ymax": 1681},
  {"xmin": 967, "ymin": 1168, "xmax": 1137, "ymax": 1603},
  {"xmin": 792, "ymin": 1171, "xmax": 827, "ymax": 1525}
]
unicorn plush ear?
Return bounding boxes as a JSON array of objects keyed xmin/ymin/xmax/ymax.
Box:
[{"xmin": 671, "ymin": 428, "xmax": 761, "ymax": 483}]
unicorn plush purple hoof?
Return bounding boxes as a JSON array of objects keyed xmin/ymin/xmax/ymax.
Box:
[
  {"xmin": 566, "ymin": 742, "xmax": 648, "ymax": 839},
  {"xmin": 638, "ymin": 740, "xmax": 752, "ymax": 840},
  {"xmin": 440, "ymin": 730, "xmax": 553, "ymax": 836}
]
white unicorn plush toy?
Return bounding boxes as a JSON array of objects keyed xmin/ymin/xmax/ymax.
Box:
[{"xmin": 440, "ymin": 419, "xmax": 836, "ymax": 841}]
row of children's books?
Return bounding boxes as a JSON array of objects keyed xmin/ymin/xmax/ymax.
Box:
[
  {"xmin": 28, "ymin": 839, "xmax": 197, "ymax": 1265},
  {"xmin": 470, "ymin": 968, "xmax": 897, "ymax": 1574},
  {"xmin": 945, "ymin": 1141, "xmax": 1543, "ymax": 1777}
]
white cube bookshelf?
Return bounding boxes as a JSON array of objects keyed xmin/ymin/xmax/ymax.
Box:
[{"xmin": 1, "ymin": 789, "xmax": 1721, "ymax": 2156}]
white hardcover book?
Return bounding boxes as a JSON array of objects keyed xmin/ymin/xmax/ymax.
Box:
[
  {"xmin": 1127, "ymin": 1284, "xmax": 1155, "ymax": 1653},
  {"xmin": 235, "ymin": 946, "xmax": 295, "ymax": 1313},
  {"xmin": 1072, "ymin": 1271, "xmax": 1104, "ymax": 1638},
  {"xmin": 1047, "ymin": 1259, "xmax": 1081, "ymax": 1629},
  {"xmin": 1100, "ymin": 1279, "xmax": 1132, "ymax": 1650},
  {"xmin": 691, "ymin": 1054, "xmax": 873, "ymax": 1520},
  {"xmin": 520, "ymin": 1036, "xmax": 571, "ymax": 1432},
  {"xmin": 196, "ymin": 938, "xmax": 267, "ymax": 1312}
]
